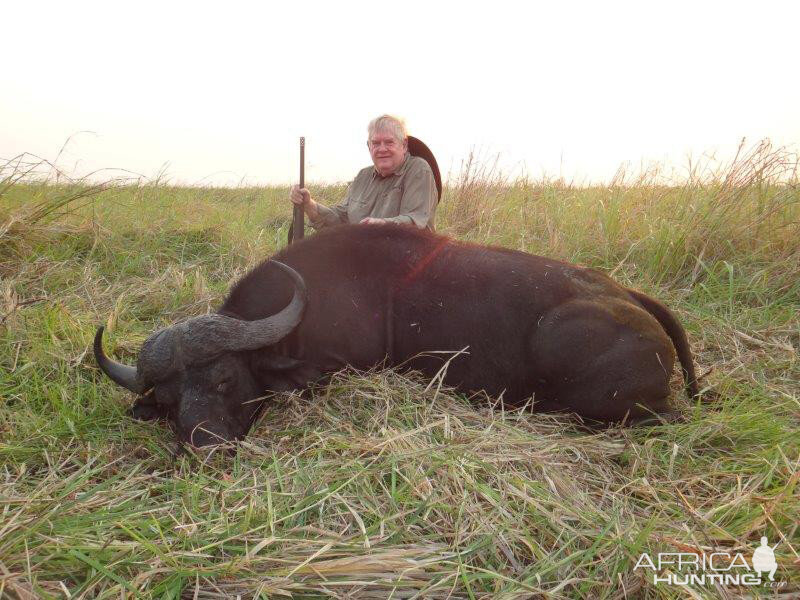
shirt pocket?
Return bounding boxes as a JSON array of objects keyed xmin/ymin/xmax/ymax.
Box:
[
  {"xmin": 347, "ymin": 192, "xmax": 371, "ymax": 224},
  {"xmin": 350, "ymin": 192, "xmax": 370, "ymax": 208},
  {"xmin": 382, "ymin": 185, "xmax": 403, "ymax": 214}
]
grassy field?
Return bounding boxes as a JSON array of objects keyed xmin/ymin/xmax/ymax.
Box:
[{"xmin": 1, "ymin": 143, "xmax": 798, "ymax": 598}]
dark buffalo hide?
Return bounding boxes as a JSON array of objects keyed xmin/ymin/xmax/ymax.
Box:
[{"xmin": 95, "ymin": 224, "xmax": 698, "ymax": 446}]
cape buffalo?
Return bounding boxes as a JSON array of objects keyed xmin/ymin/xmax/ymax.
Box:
[{"xmin": 95, "ymin": 224, "xmax": 698, "ymax": 446}]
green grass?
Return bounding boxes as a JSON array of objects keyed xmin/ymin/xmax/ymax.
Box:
[{"xmin": 1, "ymin": 144, "xmax": 798, "ymax": 598}]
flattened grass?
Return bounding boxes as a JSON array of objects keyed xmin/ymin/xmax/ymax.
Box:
[{"xmin": 1, "ymin": 145, "xmax": 798, "ymax": 598}]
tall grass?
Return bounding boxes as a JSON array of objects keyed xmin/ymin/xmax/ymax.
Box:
[{"xmin": 1, "ymin": 142, "xmax": 798, "ymax": 598}]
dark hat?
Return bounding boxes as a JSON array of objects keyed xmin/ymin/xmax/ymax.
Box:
[{"xmin": 407, "ymin": 136, "xmax": 442, "ymax": 202}]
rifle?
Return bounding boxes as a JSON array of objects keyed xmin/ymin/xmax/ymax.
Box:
[{"xmin": 289, "ymin": 136, "xmax": 305, "ymax": 245}]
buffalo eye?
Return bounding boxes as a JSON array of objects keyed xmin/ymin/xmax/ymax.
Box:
[{"xmin": 216, "ymin": 379, "xmax": 232, "ymax": 393}]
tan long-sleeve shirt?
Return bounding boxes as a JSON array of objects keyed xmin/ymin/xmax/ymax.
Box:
[{"xmin": 310, "ymin": 153, "xmax": 437, "ymax": 231}]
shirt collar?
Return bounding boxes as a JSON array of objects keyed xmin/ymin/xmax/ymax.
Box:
[{"xmin": 372, "ymin": 151, "xmax": 411, "ymax": 180}]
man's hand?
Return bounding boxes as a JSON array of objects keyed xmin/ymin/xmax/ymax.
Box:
[
  {"xmin": 289, "ymin": 185, "xmax": 311, "ymax": 207},
  {"xmin": 360, "ymin": 217, "xmax": 387, "ymax": 225},
  {"xmin": 289, "ymin": 185, "xmax": 320, "ymax": 220}
]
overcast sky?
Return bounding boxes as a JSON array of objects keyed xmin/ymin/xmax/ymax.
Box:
[{"xmin": 3, "ymin": 0, "xmax": 799, "ymax": 186}]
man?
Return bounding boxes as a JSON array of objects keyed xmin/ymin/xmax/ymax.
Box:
[{"xmin": 289, "ymin": 115, "xmax": 437, "ymax": 231}]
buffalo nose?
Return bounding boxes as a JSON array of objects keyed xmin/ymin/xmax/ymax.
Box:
[{"xmin": 182, "ymin": 423, "xmax": 237, "ymax": 447}]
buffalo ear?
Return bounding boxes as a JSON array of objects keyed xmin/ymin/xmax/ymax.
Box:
[{"xmin": 130, "ymin": 392, "xmax": 169, "ymax": 422}]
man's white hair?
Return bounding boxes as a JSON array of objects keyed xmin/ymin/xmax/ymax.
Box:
[{"xmin": 367, "ymin": 114, "xmax": 408, "ymax": 143}]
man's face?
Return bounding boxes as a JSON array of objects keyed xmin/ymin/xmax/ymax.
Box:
[{"xmin": 368, "ymin": 129, "xmax": 407, "ymax": 177}]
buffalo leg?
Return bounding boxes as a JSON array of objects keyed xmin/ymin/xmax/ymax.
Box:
[{"xmin": 529, "ymin": 298, "xmax": 676, "ymax": 422}]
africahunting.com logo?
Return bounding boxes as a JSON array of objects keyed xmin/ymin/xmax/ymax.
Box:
[{"xmin": 633, "ymin": 536, "xmax": 786, "ymax": 587}]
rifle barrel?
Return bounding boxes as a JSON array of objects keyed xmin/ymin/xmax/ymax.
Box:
[{"xmin": 292, "ymin": 137, "xmax": 305, "ymax": 243}]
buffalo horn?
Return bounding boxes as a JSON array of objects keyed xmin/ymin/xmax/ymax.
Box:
[
  {"xmin": 137, "ymin": 260, "xmax": 309, "ymax": 376},
  {"xmin": 93, "ymin": 326, "xmax": 147, "ymax": 394},
  {"xmin": 225, "ymin": 260, "xmax": 307, "ymax": 350},
  {"xmin": 98, "ymin": 260, "xmax": 308, "ymax": 386}
]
